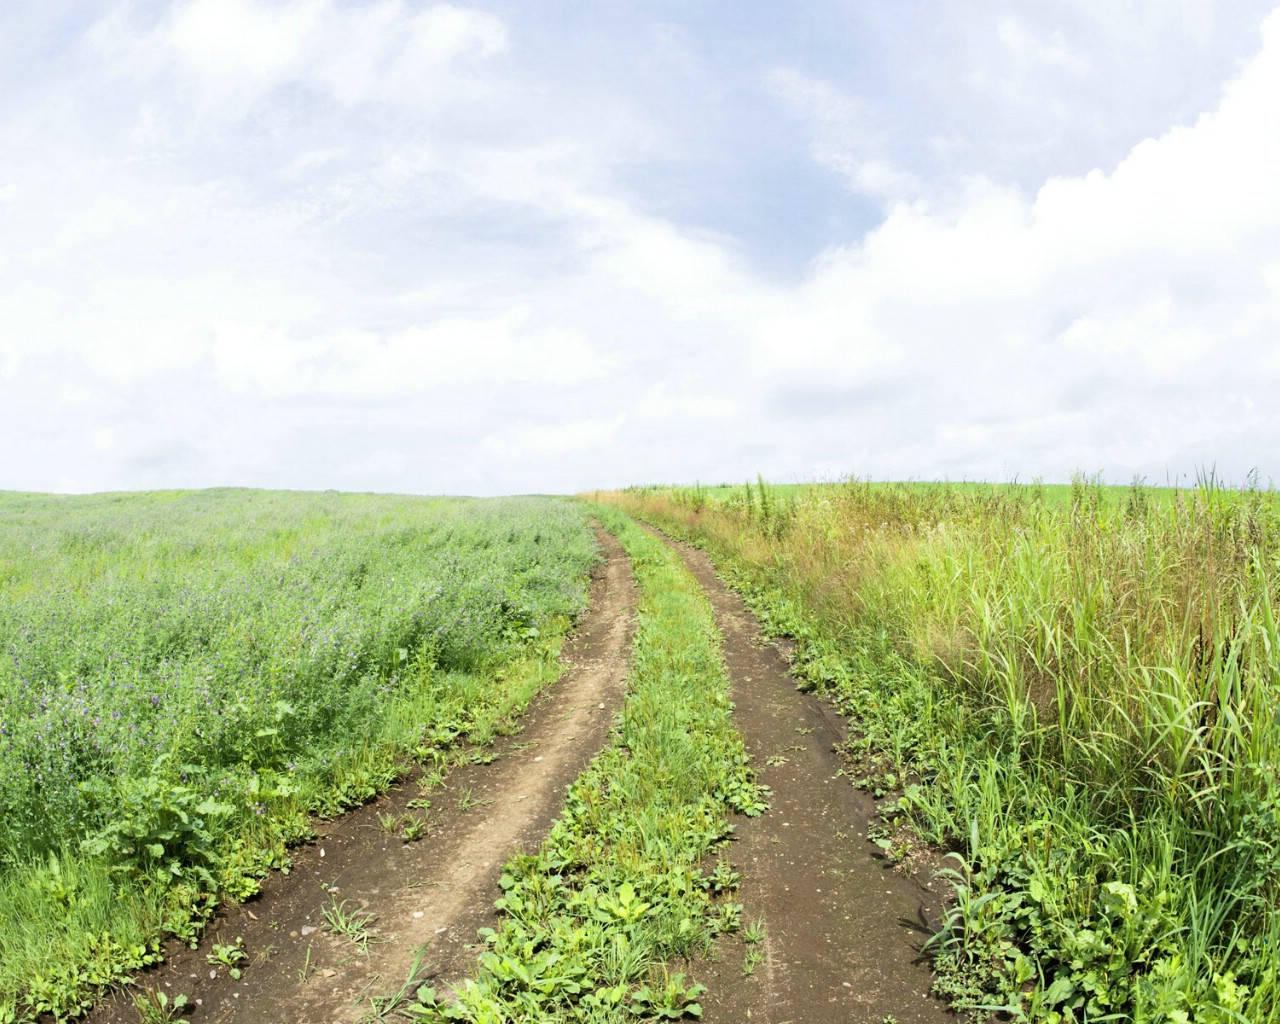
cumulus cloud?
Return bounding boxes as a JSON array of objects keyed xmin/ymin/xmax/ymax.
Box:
[
  {"xmin": 210, "ymin": 314, "xmax": 607, "ymax": 397},
  {"xmin": 481, "ymin": 417, "xmax": 623, "ymax": 461},
  {"xmin": 744, "ymin": 7, "xmax": 1280, "ymax": 482},
  {"xmin": 92, "ymin": 0, "xmax": 506, "ymax": 115},
  {"xmin": 766, "ymin": 68, "xmax": 921, "ymax": 203},
  {"xmin": 998, "ymin": 17, "xmax": 1092, "ymax": 75},
  {"xmin": 2, "ymin": 1, "xmax": 1279, "ymax": 494}
]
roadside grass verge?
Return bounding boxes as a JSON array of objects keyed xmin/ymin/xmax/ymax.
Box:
[
  {"xmin": 635, "ymin": 474, "xmax": 1256, "ymax": 514},
  {"xmin": 598, "ymin": 478, "xmax": 1280, "ymax": 1024},
  {"xmin": 367, "ymin": 506, "xmax": 767, "ymax": 1023},
  {"xmin": 0, "ymin": 490, "xmax": 597, "ymax": 1021}
]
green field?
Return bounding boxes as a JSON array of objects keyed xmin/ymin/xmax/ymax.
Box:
[
  {"xmin": 0, "ymin": 489, "xmax": 598, "ymax": 1018},
  {"xmin": 632, "ymin": 474, "xmax": 1260, "ymax": 513},
  {"xmin": 603, "ymin": 477, "xmax": 1280, "ymax": 1023},
  {"xmin": 7, "ymin": 478, "xmax": 1280, "ymax": 1022}
]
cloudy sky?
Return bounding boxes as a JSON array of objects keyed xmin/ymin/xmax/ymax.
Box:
[{"xmin": 2, "ymin": 1, "xmax": 1279, "ymax": 495}]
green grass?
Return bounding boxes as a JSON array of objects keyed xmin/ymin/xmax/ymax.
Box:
[
  {"xmin": 611, "ymin": 472, "xmax": 1273, "ymax": 517},
  {"xmin": 0, "ymin": 488, "xmax": 598, "ymax": 1021},
  {"xmin": 366, "ymin": 506, "xmax": 767, "ymax": 1023},
  {"xmin": 601, "ymin": 476, "xmax": 1280, "ymax": 1023}
]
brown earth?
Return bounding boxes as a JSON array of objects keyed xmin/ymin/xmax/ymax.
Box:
[
  {"xmin": 657, "ymin": 532, "xmax": 955, "ymax": 1024},
  {"xmin": 83, "ymin": 528, "xmax": 636, "ymax": 1024}
]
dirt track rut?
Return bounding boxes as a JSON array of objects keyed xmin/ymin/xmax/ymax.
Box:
[{"xmin": 660, "ymin": 533, "xmax": 954, "ymax": 1024}]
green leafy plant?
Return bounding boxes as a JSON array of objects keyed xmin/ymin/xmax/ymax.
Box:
[
  {"xmin": 628, "ymin": 972, "xmax": 706, "ymax": 1019},
  {"xmin": 401, "ymin": 815, "xmax": 428, "ymax": 842},
  {"xmin": 704, "ymin": 858, "xmax": 741, "ymax": 894},
  {"xmin": 207, "ymin": 936, "xmax": 247, "ymax": 980},
  {"xmin": 79, "ymin": 756, "xmax": 234, "ymax": 890},
  {"xmin": 131, "ymin": 988, "xmax": 190, "ymax": 1024}
]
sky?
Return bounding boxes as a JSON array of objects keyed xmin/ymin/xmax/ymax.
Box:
[{"xmin": 2, "ymin": 0, "xmax": 1279, "ymax": 496}]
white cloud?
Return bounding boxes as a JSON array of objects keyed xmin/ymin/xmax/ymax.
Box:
[
  {"xmin": 998, "ymin": 17, "xmax": 1092, "ymax": 75},
  {"xmin": 56, "ymin": 383, "xmax": 94, "ymax": 407},
  {"xmin": 746, "ymin": 7, "xmax": 1280, "ymax": 480},
  {"xmin": 4, "ymin": 2, "xmax": 1280, "ymax": 495},
  {"xmin": 210, "ymin": 313, "xmax": 607, "ymax": 397},
  {"xmin": 90, "ymin": 427, "xmax": 116, "ymax": 452},
  {"xmin": 92, "ymin": 0, "xmax": 506, "ymax": 117},
  {"xmin": 1057, "ymin": 296, "xmax": 1214, "ymax": 374},
  {"xmin": 633, "ymin": 387, "xmax": 737, "ymax": 424},
  {"xmin": 766, "ymin": 68, "xmax": 921, "ymax": 202},
  {"xmin": 339, "ymin": 449, "xmax": 410, "ymax": 479},
  {"xmin": 480, "ymin": 417, "xmax": 623, "ymax": 461}
]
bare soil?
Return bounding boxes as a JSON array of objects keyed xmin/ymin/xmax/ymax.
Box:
[
  {"xmin": 84, "ymin": 528, "xmax": 636, "ymax": 1024},
  {"xmin": 660, "ymin": 533, "xmax": 955, "ymax": 1024}
]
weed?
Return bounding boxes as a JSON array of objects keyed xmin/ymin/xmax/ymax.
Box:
[
  {"xmin": 322, "ymin": 895, "xmax": 377, "ymax": 954},
  {"xmin": 417, "ymin": 768, "xmax": 447, "ymax": 792},
  {"xmin": 357, "ymin": 950, "xmax": 441, "ymax": 1023},
  {"xmin": 206, "ymin": 936, "xmax": 247, "ymax": 980},
  {"xmin": 400, "ymin": 816, "xmax": 427, "ymax": 843},
  {"xmin": 629, "ymin": 971, "xmax": 707, "ymax": 1019},
  {"xmin": 705, "ymin": 858, "xmax": 741, "ymax": 894},
  {"xmin": 455, "ymin": 788, "xmax": 492, "ymax": 812},
  {"xmin": 714, "ymin": 901, "xmax": 743, "ymax": 934},
  {"xmin": 131, "ymin": 988, "xmax": 190, "ymax": 1024},
  {"xmin": 298, "ymin": 944, "xmax": 314, "ymax": 982}
]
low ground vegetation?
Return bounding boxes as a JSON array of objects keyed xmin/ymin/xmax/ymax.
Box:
[
  {"xmin": 601, "ymin": 476, "xmax": 1280, "ymax": 1023},
  {"xmin": 0, "ymin": 489, "xmax": 597, "ymax": 1020},
  {"xmin": 364, "ymin": 505, "xmax": 767, "ymax": 1022}
]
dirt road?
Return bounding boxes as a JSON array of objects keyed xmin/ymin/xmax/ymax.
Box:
[
  {"xmin": 659, "ymin": 532, "xmax": 953, "ymax": 1024},
  {"xmin": 83, "ymin": 523, "xmax": 953, "ymax": 1023}
]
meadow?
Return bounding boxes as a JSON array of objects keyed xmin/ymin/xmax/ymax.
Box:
[
  {"xmin": 600, "ymin": 476, "xmax": 1280, "ymax": 1023},
  {"xmin": 0, "ymin": 489, "xmax": 598, "ymax": 1020},
  {"xmin": 8, "ymin": 477, "xmax": 1278, "ymax": 1023}
]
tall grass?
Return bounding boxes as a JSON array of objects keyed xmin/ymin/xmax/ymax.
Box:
[{"xmin": 600, "ymin": 477, "xmax": 1280, "ymax": 1022}]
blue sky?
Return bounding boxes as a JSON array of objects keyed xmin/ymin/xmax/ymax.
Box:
[{"xmin": 2, "ymin": 1, "xmax": 1279, "ymax": 494}]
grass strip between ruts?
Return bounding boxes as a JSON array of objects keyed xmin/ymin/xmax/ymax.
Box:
[{"xmin": 366, "ymin": 506, "xmax": 768, "ymax": 1023}]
